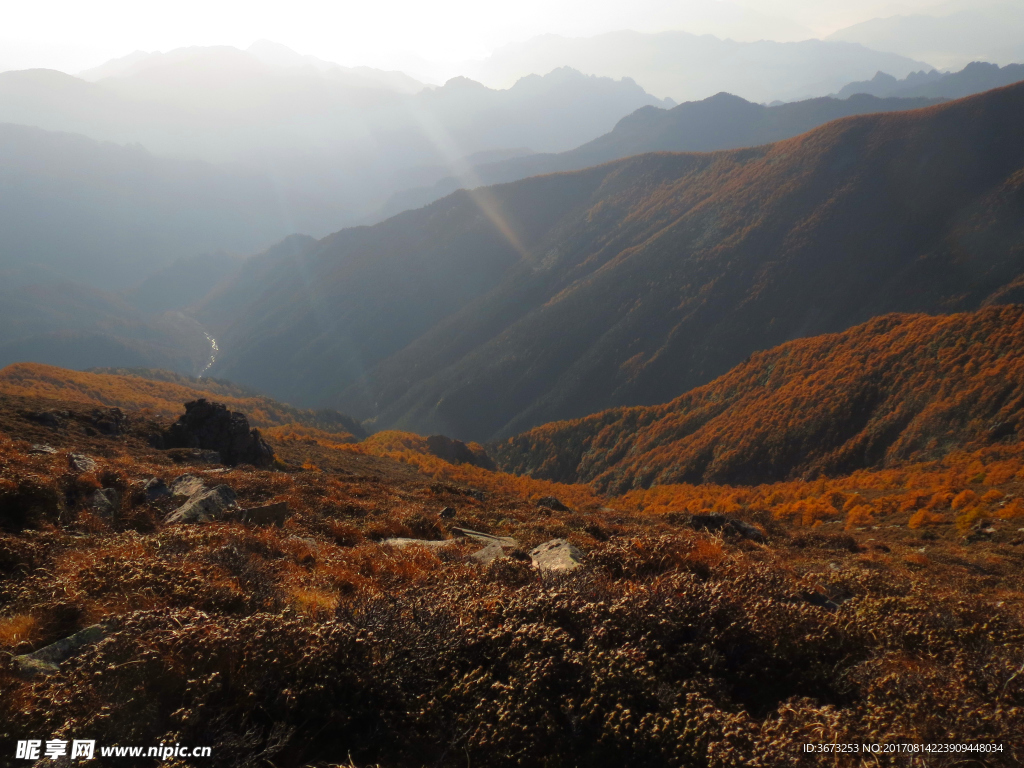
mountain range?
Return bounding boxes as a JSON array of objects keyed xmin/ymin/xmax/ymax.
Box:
[
  {"xmin": 836, "ymin": 60, "xmax": 1024, "ymax": 100},
  {"xmin": 201, "ymin": 81, "xmax": 1024, "ymax": 443},
  {"xmin": 492, "ymin": 306, "xmax": 1024, "ymax": 490},
  {"xmin": 462, "ymin": 30, "xmax": 931, "ymax": 102},
  {"xmin": 0, "ymin": 50, "xmax": 669, "ymax": 235},
  {"xmin": 373, "ymin": 91, "xmax": 946, "ymax": 221}
]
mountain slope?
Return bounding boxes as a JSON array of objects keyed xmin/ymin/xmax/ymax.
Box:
[
  {"xmin": 0, "ymin": 362, "xmax": 365, "ymax": 438},
  {"xmin": 0, "ymin": 122, "xmax": 287, "ymax": 289},
  {"xmin": 373, "ymin": 91, "xmax": 945, "ymax": 220},
  {"xmin": 209, "ymin": 82, "xmax": 1024, "ymax": 442},
  {"xmin": 836, "ymin": 61, "xmax": 1024, "ymax": 100},
  {"xmin": 492, "ymin": 306, "xmax": 1024, "ymax": 491},
  {"xmin": 0, "ymin": 279, "xmax": 216, "ymax": 375}
]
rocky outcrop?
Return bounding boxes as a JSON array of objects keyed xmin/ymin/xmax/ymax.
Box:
[
  {"xmin": 162, "ymin": 399, "xmax": 274, "ymax": 467},
  {"xmin": 89, "ymin": 407, "xmax": 125, "ymax": 436},
  {"xmin": 536, "ymin": 496, "xmax": 571, "ymax": 512},
  {"xmin": 530, "ymin": 539, "xmax": 583, "ymax": 572},
  {"xmin": 165, "ymin": 485, "xmax": 236, "ymax": 524}
]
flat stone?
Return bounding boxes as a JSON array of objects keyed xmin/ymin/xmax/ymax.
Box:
[
  {"xmin": 29, "ymin": 444, "xmax": 56, "ymax": 454},
  {"xmin": 530, "ymin": 539, "xmax": 583, "ymax": 572},
  {"xmin": 383, "ymin": 538, "xmax": 455, "ymax": 550},
  {"xmin": 240, "ymin": 501, "xmax": 289, "ymax": 527},
  {"xmin": 450, "ymin": 527, "xmax": 518, "ymax": 548},
  {"xmin": 169, "ymin": 474, "xmax": 207, "ymax": 498},
  {"xmin": 12, "ymin": 624, "xmax": 107, "ymax": 677},
  {"xmin": 165, "ymin": 485, "xmax": 236, "ymax": 524}
]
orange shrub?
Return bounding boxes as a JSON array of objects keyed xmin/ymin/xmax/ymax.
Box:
[
  {"xmin": 845, "ymin": 504, "xmax": 875, "ymax": 530},
  {"xmin": 951, "ymin": 490, "xmax": 978, "ymax": 510}
]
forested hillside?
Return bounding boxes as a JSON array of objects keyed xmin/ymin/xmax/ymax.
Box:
[
  {"xmin": 493, "ymin": 306, "xmax": 1024, "ymax": 491},
  {"xmin": 207, "ymin": 82, "xmax": 1024, "ymax": 442}
]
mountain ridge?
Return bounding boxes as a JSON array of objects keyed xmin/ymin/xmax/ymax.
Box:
[{"xmin": 372, "ymin": 91, "xmax": 947, "ymax": 221}]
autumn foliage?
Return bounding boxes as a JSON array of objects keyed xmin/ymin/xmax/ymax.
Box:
[
  {"xmin": 2, "ymin": 357, "xmax": 1024, "ymax": 766},
  {"xmin": 494, "ymin": 306, "xmax": 1024, "ymax": 492}
]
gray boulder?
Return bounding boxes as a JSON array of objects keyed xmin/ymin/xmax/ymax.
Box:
[
  {"xmin": 12, "ymin": 624, "xmax": 107, "ymax": 677},
  {"xmin": 68, "ymin": 454, "xmax": 96, "ymax": 473},
  {"xmin": 28, "ymin": 444, "xmax": 56, "ymax": 455},
  {"xmin": 165, "ymin": 485, "xmax": 236, "ymax": 524},
  {"xmin": 91, "ymin": 488, "xmax": 120, "ymax": 518},
  {"xmin": 530, "ymin": 539, "xmax": 583, "ymax": 572}
]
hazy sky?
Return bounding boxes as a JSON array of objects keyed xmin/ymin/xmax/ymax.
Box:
[{"xmin": 0, "ymin": 0, "xmax": 982, "ymax": 74}]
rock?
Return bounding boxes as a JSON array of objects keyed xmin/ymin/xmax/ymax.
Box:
[
  {"xmin": 165, "ymin": 485, "xmax": 236, "ymax": 524},
  {"xmin": 450, "ymin": 527, "xmax": 519, "ymax": 564},
  {"xmin": 536, "ymin": 496, "xmax": 571, "ymax": 512},
  {"xmin": 90, "ymin": 488, "xmax": 120, "ymax": 518},
  {"xmin": 166, "ymin": 447, "xmax": 222, "ymax": 464},
  {"xmin": 439, "ymin": 506, "xmax": 457, "ymax": 519},
  {"xmin": 240, "ymin": 501, "xmax": 289, "ymax": 527},
  {"xmin": 29, "ymin": 444, "xmax": 57, "ymax": 454},
  {"xmin": 142, "ymin": 477, "xmax": 170, "ymax": 501},
  {"xmin": 90, "ymin": 408, "xmax": 125, "ymax": 436},
  {"xmin": 530, "ymin": 539, "xmax": 583, "ymax": 572},
  {"xmin": 686, "ymin": 513, "xmax": 767, "ymax": 543},
  {"xmin": 68, "ymin": 453, "xmax": 96, "ymax": 473},
  {"xmin": 471, "ymin": 542, "xmax": 506, "ymax": 565},
  {"xmin": 801, "ymin": 591, "xmax": 841, "ymax": 612},
  {"xmin": 27, "ymin": 410, "xmax": 66, "ymax": 429},
  {"xmin": 170, "ymin": 474, "xmax": 207, "ymax": 498},
  {"xmin": 383, "ymin": 538, "xmax": 455, "ymax": 551},
  {"xmin": 425, "ymin": 434, "xmax": 496, "ymax": 470},
  {"xmin": 450, "ymin": 527, "xmax": 519, "ymax": 548},
  {"xmin": 12, "ymin": 624, "xmax": 107, "ymax": 677},
  {"xmin": 162, "ymin": 399, "xmax": 274, "ymax": 467}
]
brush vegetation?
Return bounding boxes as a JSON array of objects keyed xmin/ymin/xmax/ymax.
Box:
[{"xmin": 0, "ymin": 359, "xmax": 1022, "ymax": 766}]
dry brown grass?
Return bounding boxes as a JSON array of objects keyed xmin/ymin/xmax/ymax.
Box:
[{"xmin": 1, "ymin": 393, "xmax": 1023, "ymax": 766}]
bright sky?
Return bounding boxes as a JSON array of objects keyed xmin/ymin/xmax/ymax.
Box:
[{"xmin": 0, "ymin": 0, "xmax": 966, "ymax": 75}]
